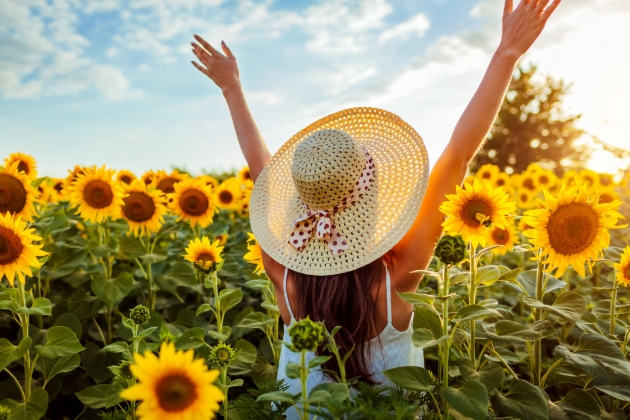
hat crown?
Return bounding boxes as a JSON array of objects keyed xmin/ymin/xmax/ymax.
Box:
[{"xmin": 291, "ymin": 129, "xmax": 365, "ymax": 210}]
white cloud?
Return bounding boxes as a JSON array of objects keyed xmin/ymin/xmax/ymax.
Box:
[
  {"xmin": 378, "ymin": 13, "xmax": 430, "ymax": 44},
  {"xmin": 106, "ymin": 47, "xmax": 119, "ymax": 58},
  {"xmin": 246, "ymin": 90, "xmax": 282, "ymax": 105}
]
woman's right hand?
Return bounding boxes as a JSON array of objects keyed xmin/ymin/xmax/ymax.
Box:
[{"xmin": 191, "ymin": 35, "xmax": 241, "ymax": 95}]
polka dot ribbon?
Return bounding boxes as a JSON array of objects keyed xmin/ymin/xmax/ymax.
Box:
[{"xmin": 288, "ymin": 149, "xmax": 375, "ymax": 254}]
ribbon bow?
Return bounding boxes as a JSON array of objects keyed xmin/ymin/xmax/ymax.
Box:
[{"xmin": 288, "ymin": 149, "xmax": 375, "ymax": 254}]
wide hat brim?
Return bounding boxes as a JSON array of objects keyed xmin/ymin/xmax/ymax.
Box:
[{"xmin": 250, "ymin": 107, "xmax": 429, "ymax": 276}]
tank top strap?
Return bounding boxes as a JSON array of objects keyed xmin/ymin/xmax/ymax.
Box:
[
  {"xmin": 385, "ymin": 264, "xmax": 393, "ymax": 325},
  {"xmin": 283, "ymin": 267, "xmax": 296, "ymax": 321}
]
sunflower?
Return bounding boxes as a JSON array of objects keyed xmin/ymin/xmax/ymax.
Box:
[
  {"xmin": 184, "ymin": 236, "xmax": 224, "ymax": 272},
  {"xmin": 68, "ymin": 166, "xmax": 125, "ymax": 224},
  {"xmin": 493, "ymin": 172, "xmax": 511, "ymax": 191},
  {"xmin": 37, "ymin": 183, "xmax": 56, "ymax": 204},
  {"xmin": 439, "ymin": 179, "xmax": 517, "ymax": 248},
  {"xmin": 64, "ymin": 165, "xmax": 92, "ymax": 193},
  {"xmin": 475, "ymin": 164, "xmax": 500, "ymax": 183},
  {"xmin": 523, "ymin": 182, "xmax": 627, "ymax": 278},
  {"xmin": 244, "ymin": 232, "xmax": 265, "ymax": 275},
  {"xmin": 121, "ymin": 180, "xmax": 167, "ymax": 237},
  {"xmin": 116, "ymin": 170, "xmax": 137, "ymax": 185},
  {"xmin": 535, "ymin": 169, "xmax": 557, "ymax": 191},
  {"xmin": 525, "ymin": 163, "xmax": 543, "ymax": 174},
  {"xmin": 51, "ymin": 178, "xmax": 67, "ymax": 201},
  {"xmin": 516, "ymin": 188, "xmax": 537, "ymax": 210},
  {"xmin": 562, "ymin": 170, "xmax": 580, "ymax": 187},
  {"xmin": 199, "ymin": 175, "xmax": 219, "ymax": 190},
  {"xmin": 518, "ymin": 172, "xmax": 539, "ymax": 193},
  {"xmin": 237, "ymin": 167, "xmax": 254, "ymax": 187},
  {"xmin": 598, "ymin": 173, "xmax": 614, "ymax": 188},
  {"xmin": 579, "ymin": 169, "xmax": 599, "ymax": 189},
  {"xmin": 613, "ymin": 246, "xmax": 630, "ymax": 288},
  {"xmin": 141, "ymin": 170, "xmax": 157, "ymax": 186},
  {"xmin": 120, "ymin": 342, "xmax": 224, "ymax": 420},
  {"xmin": 237, "ymin": 187, "xmax": 252, "ymax": 216},
  {"xmin": 0, "ymin": 213, "xmax": 48, "ymax": 286},
  {"xmin": 4, "ymin": 152, "xmax": 38, "ymax": 179},
  {"xmin": 0, "ymin": 162, "xmax": 37, "ymax": 221},
  {"xmin": 485, "ymin": 220, "xmax": 519, "ymax": 255},
  {"xmin": 169, "ymin": 177, "xmax": 215, "ymax": 228},
  {"xmin": 464, "ymin": 174, "xmax": 476, "ymax": 186},
  {"xmin": 154, "ymin": 170, "xmax": 188, "ymax": 195},
  {"xmin": 597, "ymin": 187, "xmax": 619, "ymax": 204},
  {"xmin": 215, "ymin": 232, "xmax": 228, "ymax": 246},
  {"xmin": 213, "ymin": 178, "xmax": 242, "ymax": 211},
  {"xmin": 517, "ymin": 218, "xmax": 532, "ymax": 234}
]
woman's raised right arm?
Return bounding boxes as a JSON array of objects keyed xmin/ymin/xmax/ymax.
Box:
[{"xmin": 191, "ymin": 36, "xmax": 271, "ymax": 181}]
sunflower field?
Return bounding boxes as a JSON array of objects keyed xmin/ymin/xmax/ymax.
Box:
[{"xmin": 0, "ymin": 152, "xmax": 629, "ymax": 420}]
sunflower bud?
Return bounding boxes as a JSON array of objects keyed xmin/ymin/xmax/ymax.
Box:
[
  {"xmin": 0, "ymin": 406, "xmax": 10, "ymax": 420},
  {"xmin": 118, "ymin": 361, "xmax": 134, "ymax": 379},
  {"xmin": 461, "ymin": 260, "xmax": 471, "ymax": 271},
  {"xmin": 288, "ymin": 316, "xmax": 325, "ymax": 353},
  {"xmin": 130, "ymin": 305, "xmax": 150, "ymax": 325},
  {"xmin": 208, "ymin": 343, "xmax": 238, "ymax": 368},
  {"xmin": 435, "ymin": 235, "xmax": 466, "ymax": 266},
  {"xmin": 160, "ymin": 330, "xmax": 178, "ymax": 344}
]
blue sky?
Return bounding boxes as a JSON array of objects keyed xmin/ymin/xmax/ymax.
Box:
[{"xmin": 1, "ymin": 0, "xmax": 628, "ymax": 178}]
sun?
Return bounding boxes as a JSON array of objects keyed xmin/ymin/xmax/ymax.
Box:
[
  {"xmin": 613, "ymin": 246, "xmax": 630, "ymax": 288},
  {"xmin": 116, "ymin": 169, "xmax": 137, "ymax": 185},
  {"xmin": 213, "ymin": 178, "xmax": 243, "ymax": 211},
  {"xmin": 68, "ymin": 165, "xmax": 125, "ymax": 224},
  {"xmin": 0, "ymin": 162, "xmax": 38, "ymax": 222},
  {"xmin": 485, "ymin": 220, "xmax": 519, "ymax": 255},
  {"xmin": 0, "ymin": 213, "xmax": 48, "ymax": 287},
  {"xmin": 184, "ymin": 236, "xmax": 224, "ymax": 272},
  {"xmin": 120, "ymin": 342, "xmax": 224, "ymax": 420},
  {"xmin": 121, "ymin": 180, "xmax": 167, "ymax": 237},
  {"xmin": 244, "ymin": 232, "xmax": 265, "ymax": 275},
  {"xmin": 523, "ymin": 182, "xmax": 627, "ymax": 278},
  {"xmin": 4, "ymin": 152, "xmax": 38, "ymax": 179},
  {"xmin": 169, "ymin": 177, "xmax": 216, "ymax": 228},
  {"xmin": 439, "ymin": 178, "xmax": 517, "ymax": 248}
]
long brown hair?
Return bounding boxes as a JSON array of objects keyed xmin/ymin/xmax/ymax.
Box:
[{"xmin": 290, "ymin": 256, "xmax": 387, "ymax": 384}]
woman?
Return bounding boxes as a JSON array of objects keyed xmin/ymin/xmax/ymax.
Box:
[{"xmin": 191, "ymin": 0, "xmax": 559, "ymax": 407}]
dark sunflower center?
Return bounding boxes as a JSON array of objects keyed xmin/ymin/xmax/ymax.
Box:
[
  {"xmin": 461, "ymin": 199, "xmax": 492, "ymax": 227},
  {"xmin": 599, "ymin": 193, "xmax": 613, "ymax": 204},
  {"xmin": 122, "ymin": 192, "xmax": 155, "ymax": 222},
  {"xmin": 481, "ymin": 172, "xmax": 491, "ymax": 179},
  {"xmin": 154, "ymin": 373, "xmax": 197, "ymax": 412},
  {"xmin": 120, "ymin": 175, "xmax": 133, "ymax": 184},
  {"xmin": 0, "ymin": 226, "xmax": 24, "ymax": 265},
  {"xmin": 17, "ymin": 161, "xmax": 29, "ymax": 175},
  {"xmin": 522, "ymin": 178, "xmax": 536, "ymax": 191},
  {"xmin": 624, "ymin": 264, "xmax": 630, "ymax": 282},
  {"xmin": 197, "ymin": 252, "xmax": 215, "ymax": 262},
  {"xmin": 519, "ymin": 193, "xmax": 529, "ymax": 202},
  {"xmin": 491, "ymin": 228, "xmax": 509, "ymax": 244},
  {"xmin": 157, "ymin": 177, "xmax": 179, "ymax": 194},
  {"xmin": 0, "ymin": 174, "xmax": 27, "ymax": 213},
  {"xmin": 219, "ymin": 190, "xmax": 233, "ymax": 204},
  {"xmin": 600, "ymin": 176, "xmax": 612, "ymax": 186},
  {"xmin": 539, "ymin": 175, "xmax": 549, "ymax": 184},
  {"xmin": 53, "ymin": 182, "xmax": 63, "ymax": 193},
  {"xmin": 496, "ymin": 179, "xmax": 506, "ymax": 186},
  {"xmin": 547, "ymin": 202, "xmax": 599, "ymax": 255},
  {"xmin": 243, "ymin": 170, "xmax": 251, "ymax": 180},
  {"xmin": 180, "ymin": 189, "xmax": 208, "ymax": 216},
  {"xmin": 143, "ymin": 177, "xmax": 152, "ymax": 185},
  {"xmin": 83, "ymin": 180, "xmax": 114, "ymax": 209}
]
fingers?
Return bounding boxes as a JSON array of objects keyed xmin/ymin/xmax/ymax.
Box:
[
  {"xmin": 191, "ymin": 43, "xmax": 212, "ymax": 64},
  {"xmin": 221, "ymin": 40, "xmax": 234, "ymax": 58},
  {"xmin": 541, "ymin": 0, "xmax": 561, "ymax": 21},
  {"xmin": 503, "ymin": 0, "xmax": 513, "ymax": 16},
  {"xmin": 193, "ymin": 34, "xmax": 223, "ymax": 57},
  {"xmin": 536, "ymin": 0, "xmax": 551, "ymax": 12},
  {"xmin": 191, "ymin": 61, "xmax": 209, "ymax": 77}
]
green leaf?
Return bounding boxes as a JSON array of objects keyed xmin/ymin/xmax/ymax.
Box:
[
  {"xmin": 453, "ymin": 305, "xmax": 501, "ymax": 323},
  {"xmin": 34, "ymin": 207, "xmax": 70, "ymax": 238},
  {"xmin": 443, "ymin": 380, "xmax": 489, "ymax": 420},
  {"xmin": 101, "ymin": 342, "xmax": 130, "ymax": 354},
  {"xmin": 555, "ymin": 389, "xmax": 600, "ymax": 420},
  {"xmin": 596, "ymin": 386, "xmax": 630, "ymax": 402},
  {"xmin": 15, "ymin": 298, "xmax": 52, "ymax": 316},
  {"xmin": 234, "ymin": 339, "xmax": 257, "ymax": 364},
  {"xmin": 218, "ymin": 288, "xmax": 243, "ymax": 312},
  {"xmin": 261, "ymin": 302, "xmax": 280, "ymax": 314},
  {"xmin": 554, "ymin": 334, "xmax": 630, "ymax": 378},
  {"xmin": 155, "ymin": 261, "xmax": 197, "ymax": 291},
  {"xmin": 117, "ymin": 236, "xmax": 147, "ymax": 260},
  {"xmin": 459, "ymin": 359, "xmax": 505, "ymax": 392},
  {"xmin": 512, "ymin": 269, "xmax": 565, "ymax": 297},
  {"xmin": 3, "ymin": 387, "xmax": 48, "ymax": 420},
  {"xmin": 34, "ymin": 326, "xmax": 85, "ymax": 358},
  {"xmin": 491, "ymin": 379, "xmax": 549, "ymax": 420},
  {"xmin": 450, "ymin": 271, "xmax": 471, "ymax": 285},
  {"xmin": 310, "ymin": 383, "xmax": 349, "ymax": 404},
  {"xmin": 208, "ymin": 326, "xmax": 232, "ymax": 342},
  {"xmin": 54, "ymin": 313, "xmax": 82, "ymax": 340},
  {"xmin": 412, "ymin": 307, "xmax": 442, "ymax": 339},
  {"xmin": 476, "ymin": 265, "xmax": 500, "ymax": 286},
  {"xmin": 238, "ymin": 312, "xmax": 274, "ymax": 331},
  {"xmin": 141, "ymin": 252, "xmax": 168, "ymax": 264},
  {"xmin": 44, "ymin": 247, "xmax": 87, "ymax": 279},
  {"xmin": 308, "ymin": 355, "xmax": 332, "ymax": 368},
  {"xmin": 523, "ymin": 292, "xmax": 587, "ymax": 324},
  {"xmin": 75, "ymin": 384, "xmax": 112, "ymax": 409},
  {"xmin": 35, "ymin": 353, "xmax": 81, "ymax": 384},
  {"xmin": 256, "ymin": 391, "xmax": 296, "ymax": 404},
  {"xmin": 411, "ymin": 328, "xmax": 448, "ymax": 349},
  {"xmin": 485, "ymin": 320, "xmax": 542, "ymax": 343},
  {"xmin": 397, "ymin": 292, "xmax": 436, "ymax": 307},
  {"xmin": 196, "ymin": 303, "xmax": 213, "ymax": 316},
  {"xmin": 498, "ymin": 266, "xmax": 522, "ymax": 282},
  {"xmin": 91, "ymin": 271, "xmax": 134, "ymax": 306},
  {"xmin": 104, "ymin": 382, "xmax": 125, "ymax": 408},
  {"xmin": 0, "ymin": 337, "xmax": 31, "ymax": 370},
  {"xmin": 175, "ymin": 327, "xmax": 206, "ymax": 350},
  {"xmin": 382, "ymin": 366, "xmax": 434, "ymax": 392}
]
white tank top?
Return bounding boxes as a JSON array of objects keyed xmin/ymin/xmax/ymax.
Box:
[{"xmin": 276, "ymin": 266, "xmax": 424, "ymax": 419}]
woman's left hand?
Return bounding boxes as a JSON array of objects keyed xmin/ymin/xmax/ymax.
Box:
[{"xmin": 498, "ymin": 0, "xmax": 561, "ymax": 58}]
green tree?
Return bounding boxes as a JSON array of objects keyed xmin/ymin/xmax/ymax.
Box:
[{"xmin": 471, "ymin": 64, "xmax": 586, "ymax": 174}]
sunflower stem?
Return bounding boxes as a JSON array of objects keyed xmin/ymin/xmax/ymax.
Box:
[
  {"xmin": 533, "ymin": 257, "xmax": 544, "ymax": 387},
  {"xmin": 221, "ymin": 367, "xmax": 229, "ymax": 419},
  {"xmin": 299, "ymin": 350, "xmax": 309, "ymax": 420},
  {"xmin": 441, "ymin": 263, "xmax": 451, "ymax": 419},
  {"xmin": 17, "ymin": 281, "xmax": 32, "ymax": 401},
  {"xmin": 609, "ymin": 280, "xmax": 619, "ymax": 336},
  {"xmin": 468, "ymin": 244, "xmax": 478, "ymax": 367},
  {"xmin": 106, "ymin": 304, "xmax": 113, "ymax": 344}
]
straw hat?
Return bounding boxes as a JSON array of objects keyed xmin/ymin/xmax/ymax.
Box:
[{"xmin": 250, "ymin": 107, "xmax": 429, "ymax": 276}]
